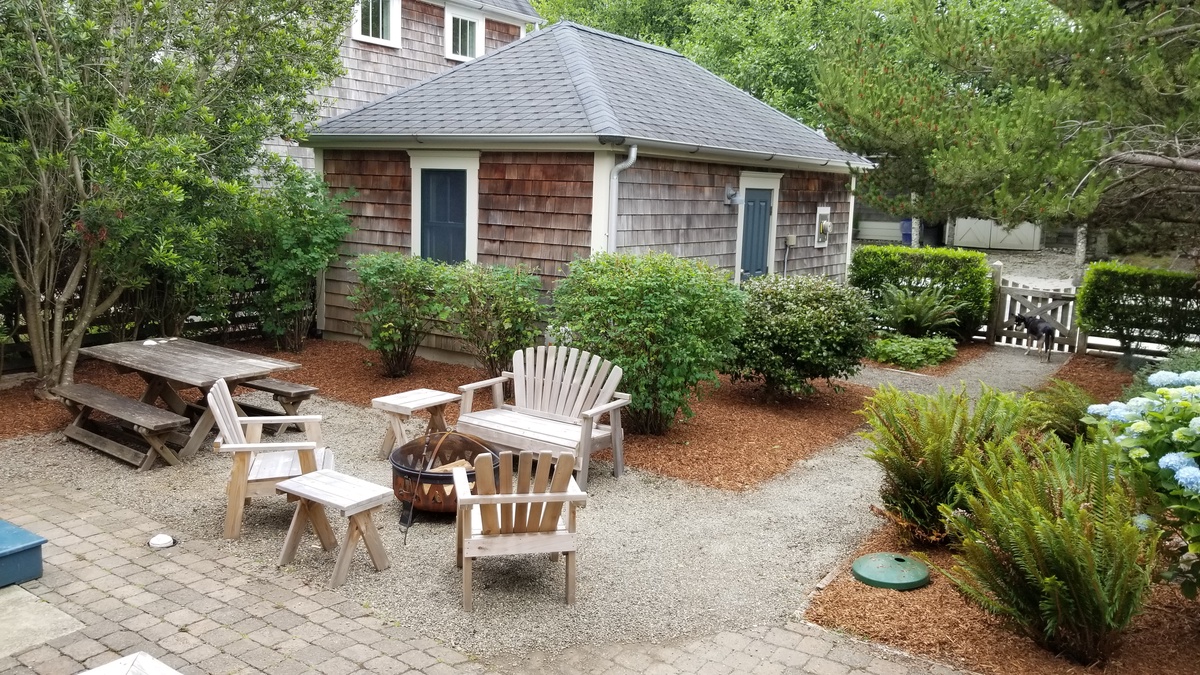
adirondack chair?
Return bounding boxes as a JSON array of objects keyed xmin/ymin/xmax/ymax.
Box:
[
  {"xmin": 207, "ymin": 378, "xmax": 334, "ymax": 539},
  {"xmin": 455, "ymin": 346, "xmax": 630, "ymax": 490},
  {"xmin": 453, "ymin": 450, "xmax": 587, "ymax": 610}
]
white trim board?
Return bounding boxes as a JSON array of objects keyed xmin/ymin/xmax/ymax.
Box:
[
  {"xmin": 409, "ymin": 150, "xmax": 480, "ymax": 263},
  {"xmin": 734, "ymin": 171, "xmax": 783, "ymax": 283},
  {"xmin": 590, "ymin": 151, "xmax": 615, "ymax": 254}
]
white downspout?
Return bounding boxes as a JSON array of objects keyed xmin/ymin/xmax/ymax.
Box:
[{"xmin": 607, "ymin": 145, "xmax": 637, "ymax": 253}]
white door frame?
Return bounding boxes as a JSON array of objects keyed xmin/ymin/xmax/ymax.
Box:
[
  {"xmin": 734, "ymin": 171, "xmax": 783, "ymax": 283},
  {"xmin": 409, "ymin": 150, "xmax": 480, "ymax": 262}
]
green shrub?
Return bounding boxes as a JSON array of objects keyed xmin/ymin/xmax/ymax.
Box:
[
  {"xmin": 1025, "ymin": 379, "xmax": 1096, "ymax": 445},
  {"xmin": 861, "ymin": 384, "xmax": 1033, "ymax": 543},
  {"xmin": 730, "ymin": 275, "xmax": 871, "ymax": 398},
  {"xmin": 875, "ymin": 283, "xmax": 967, "ymax": 338},
  {"xmin": 1077, "ymin": 261, "xmax": 1200, "ymax": 351},
  {"xmin": 445, "ymin": 263, "xmax": 547, "ymax": 378},
  {"xmin": 849, "ymin": 245, "xmax": 991, "ymax": 342},
  {"xmin": 349, "ymin": 253, "xmax": 456, "ymax": 377},
  {"xmin": 939, "ymin": 435, "xmax": 1158, "ymax": 664},
  {"xmin": 245, "ymin": 167, "xmax": 352, "ymax": 351},
  {"xmin": 868, "ymin": 335, "xmax": 956, "ymax": 370},
  {"xmin": 1124, "ymin": 348, "xmax": 1200, "ymax": 400},
  {"xmin": 552, "ymin": 252, "xmax": 744, "ymax": 435}
]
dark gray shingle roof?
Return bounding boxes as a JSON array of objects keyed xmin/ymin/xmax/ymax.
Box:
[
  {"xmin": 478, "ymin": 0, "xmax": 539, "ymax": 20},
  {"xmin": 313, "ymin": 22, "xmax": 868, "ymax": 168}
]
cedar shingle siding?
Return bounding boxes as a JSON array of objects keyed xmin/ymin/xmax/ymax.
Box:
[
  {"xmin": 478, "ymin": 152, "xmax": 594, "ymax": 289},
  {"xmin": 485, "ymin": 19, "xmax": 521, "ymax": 52},
  {"xmin": 322, "ymin": 150, "xmax": 413, "ymax": 337},
  {"xmin": 616, "ymin": 157, "xmax": 852, "ymax": 280}
]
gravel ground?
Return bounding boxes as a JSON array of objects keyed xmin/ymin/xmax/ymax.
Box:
[
  {"xmin": 850, "ymin": 343, "xmax": 1062, "ymax": 395},
  {"xmin": 0, "ymin": 348, "xmax": 1062, "ymax": 657},
  {"xmin": 983, "ymin": 248, "xmax": 1082, "ymax": 288}
]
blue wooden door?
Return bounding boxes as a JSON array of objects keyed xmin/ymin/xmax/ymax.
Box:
[
  {"xmin": 421, "ymin": 169, "xmax": 467, "ymax": 263},
  {"xmin": 741, "ymin": 188, "xmax": 772, "ymax": 280}
]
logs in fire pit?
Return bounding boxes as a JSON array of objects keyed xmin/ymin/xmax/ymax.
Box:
[{"xmin": 389, "ymin": 431, "xmax": 499, "ymax": 516}]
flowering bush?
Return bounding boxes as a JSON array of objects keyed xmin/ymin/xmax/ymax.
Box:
[{"xmin": 1084, "ymin": 370, "xmax": 1200, "ymax": 597}]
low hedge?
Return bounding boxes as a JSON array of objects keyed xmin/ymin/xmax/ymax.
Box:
[
  {"xmin": 849, "ymin": 245, "xmax": 992, "ymax": 342},
  {"xmin": 1077, "ymin": 261, "xmax": 1200, "ymax": 350}
]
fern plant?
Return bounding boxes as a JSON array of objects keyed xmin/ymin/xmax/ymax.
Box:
[
  {"xmin": 876, "ymin": 283, "xmax": 968, "ymax": 338},
  {"xmin": 939, "ymin": 435, "xmax": 1158, "ymax": 665},
  {"xmin": 860, "ymin": 384, "xmax": 1034, "ymax": 543},
  {"xmin": 1025, "ymin": 379, "xmax": 1096, "ymax": 445}
]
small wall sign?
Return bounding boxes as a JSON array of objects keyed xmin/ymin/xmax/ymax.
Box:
[{"xmin": 815, "ymin": 206, "xmax": 832, "ymax": 249}]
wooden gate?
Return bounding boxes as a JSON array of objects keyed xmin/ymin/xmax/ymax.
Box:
[{"xmin": 984, "ymin": 263, "xmax": 1081, "ymax": 353}]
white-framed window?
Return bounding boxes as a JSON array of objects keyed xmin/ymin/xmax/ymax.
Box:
[
  {"xmin": 352, "ymin": 0, "xmax": 401, "ymax": 48},
  {"xmin": 445, "ymin": 8, "xmax": 485, "ymax": 61}
]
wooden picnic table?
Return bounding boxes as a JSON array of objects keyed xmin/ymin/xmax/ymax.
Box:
[{"xmin": 78, "ymin": 338, "xmax": 301, "ymax": 460}]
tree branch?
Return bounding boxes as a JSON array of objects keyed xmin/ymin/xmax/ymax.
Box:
[{"xmin": 1109, "ymin": 153, "xmax": 1200, "ymax": 173}]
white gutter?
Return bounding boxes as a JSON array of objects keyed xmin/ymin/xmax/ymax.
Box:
[{"xmin": 607, "ymin": 145, "xmax": 637, "ymax": 252}]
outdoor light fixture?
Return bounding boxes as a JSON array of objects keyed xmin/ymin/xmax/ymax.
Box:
[{"xmin": 724, "ymin": 185, "xmax": 743, "ymax": 205}]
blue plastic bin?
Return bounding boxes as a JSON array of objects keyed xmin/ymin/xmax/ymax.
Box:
[
  {"xmin": 0, "ymin": 519, "xmax": 47, "ymax": 587},
  {"xmin": 899, "ymin": 219, "xmax": 913, "ymax": 245}
]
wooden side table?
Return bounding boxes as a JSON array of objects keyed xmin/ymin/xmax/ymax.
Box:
[
  {"xmin": 372, "ymin": 389, "xmax": 462, "ymax": 459},
  {"xmin": 276, "ymin": 470, "xmax": 394, "ymax": 588}
]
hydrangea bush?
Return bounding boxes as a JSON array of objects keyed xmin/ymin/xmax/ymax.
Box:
[{"xmin": 1084, "ymin": 370, "xmax": 1200, "ymax": 597}]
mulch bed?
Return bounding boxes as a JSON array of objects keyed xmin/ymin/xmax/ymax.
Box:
[
  {"xmin": 863, "ymin": 341, "xmax": 993, "ymax": 377},
  {"xmin": 3, "ymin": 338, "xmax": 869, "ymax": 491},
  {"xmin": 807, "ymin": 525, "xmax": 1200, "ymax": 674},
  {"xmin": 1052, "ymin": 354, "xmax": 1134, "ymax": 403},
  {"xmin": 613, "ymin": 377, "xmax": 871, "ymax": 490}
]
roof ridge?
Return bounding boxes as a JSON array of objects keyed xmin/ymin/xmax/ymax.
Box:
[
  {"xmin": 552, "ymin": 25, "xmax": 622, "ymax": 137},
  {"xmin": 553, "ymin": 20, "xmax": 682, "ymax": 57},
  {"xmin": 314, "ymin": 27, "xmax": 558, "ymax": 132}
]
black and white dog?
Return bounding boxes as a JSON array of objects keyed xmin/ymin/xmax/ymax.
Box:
[{"xmin": 1014, "ymin": 313, "xmax": 1055, "ymax": 362}]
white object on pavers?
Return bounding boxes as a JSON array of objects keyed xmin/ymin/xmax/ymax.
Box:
[
  {"xmin": 82, "ymin": 651, "xmax": 183, "ymax": 674},
  {"xmin": 147, "ymin": 534, "xmax": 175, "ymax": 549}
]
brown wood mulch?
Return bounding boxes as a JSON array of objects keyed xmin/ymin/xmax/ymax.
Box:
[
  {"xmin": 807, "ymin": 525, "xmax": 1200, "ymax": 675},
  {"xmin": 863, "ymin": 340, "xmax": 994, "ymax": 377},
  {"xmin": 1053, "ymin": 354, "xmax": 1134, "ymax": 403},
  {"xmin": 2, "ymin": 338, "xmax": 868, "ymax": 491}
]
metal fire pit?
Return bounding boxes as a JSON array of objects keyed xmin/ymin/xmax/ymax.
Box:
[{"xmin": 389, "ymin": 431, "xmax": 499, "ymax": 515}]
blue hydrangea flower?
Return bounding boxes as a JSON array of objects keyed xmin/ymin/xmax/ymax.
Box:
[
  {"xmin": 1176, "ymin": 466, "xmax": 1200, "ymax": 492},
  {"xmin": 1190, "ymin": 417, "xmax": 1200, "ymax": 433},
  {"xmin": 1087, "ymin": 403, "xmax": 1111, "ymax": 417},
  {"xmin": 1161, "ymin": 452, "xmax": 1198, "ymax": 472},
  {"xmin": 1132, "ymin": 514, "xmax": 1153, "ymax": 531},
  {"xmin": 1128, "ymin": 448, "xmax": 1150, "ymax": 460},
  {"xmin": 1182, "ymin": 371, "xmax": 1200, "ymax": 386},
  {"xmin": 1174, "ymin": 427, "xmax": 1195, "ymax": 443},
  {"xmin": 1149, "ymin": 371, "xmax": 1184, "ymax": 388},
  {"xmin": 1127, "ymin": 397, "xmax": 1155, "ymax": 412},
  {"xmin": 1108, "ymin": 407, "xmax": 1140, "ymax": 423}
]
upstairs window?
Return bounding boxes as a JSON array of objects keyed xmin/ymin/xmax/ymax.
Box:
[
  {"xmin": 451, "ymin": 17, "xmax": 477, "ymax": 59},
  {"xmin": 354, "ymin": 0, "xmax": 400, "ymax": 47},
  {"xmin": 445, "ymin": 9, "xmax": 484, "ymax": 61}
]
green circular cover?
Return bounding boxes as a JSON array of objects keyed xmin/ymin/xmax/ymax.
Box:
[{"xmin": 850, "ymin": 552, "xmax": 930, "ymax": 590}]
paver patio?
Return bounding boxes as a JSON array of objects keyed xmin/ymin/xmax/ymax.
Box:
[{"xmin": 0, "ymin": 480, "xmax": 963, "ymax": 675}]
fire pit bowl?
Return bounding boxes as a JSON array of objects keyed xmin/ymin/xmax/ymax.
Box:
[{"xmin": 389, "ymin": 431, "xmax": 499, "ymax": 513}]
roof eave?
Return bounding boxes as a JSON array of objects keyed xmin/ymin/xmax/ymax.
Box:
[
  {"xmin": 436, "ymin": 0, "xmax": 541, "ymax": 26},
  {"xmin": 301, "ymin": 133, "xmax": 874, "ymax": 171}
]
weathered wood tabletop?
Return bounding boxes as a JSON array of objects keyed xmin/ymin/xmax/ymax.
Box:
[
  {"xmin": 81, "ymin": 338, "xmax": 298, "ymax": 389},
  {"xmin": 79, "ymin": 338, "xmax": 301, "ymax": 459}
]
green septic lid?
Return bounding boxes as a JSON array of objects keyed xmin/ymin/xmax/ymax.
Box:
[{"xmin": 851, "ymin": 552, "xmax": 930, "ymax": 590}]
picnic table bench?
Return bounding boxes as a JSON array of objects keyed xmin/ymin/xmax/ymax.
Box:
[
  {"xmin": 239, "ymin": 378, "xmax": 320, "ymax": 432},
  {"xmin": 51, "ymin": 383, "xmax": 191, "ymax": 471},
  {"xmin": 75, "ymin": 338, "xmax": 303, "ymax": 461}
]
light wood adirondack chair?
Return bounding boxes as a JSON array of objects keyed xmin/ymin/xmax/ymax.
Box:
[
  {"xmin": 456, "ymin": 346, "xmax": 630, "ymax": 490},
  {"xmin": 453, "ymin": 450, "xmax": 587, "ymax": 610},
  {"xmin": 207, "ymin": 378, "xmax": 334, "ymax": 540}
]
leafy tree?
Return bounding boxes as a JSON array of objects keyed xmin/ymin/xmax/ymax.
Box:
[
  {"xmin": 533, "ymin": 0, "xmax": 695, "ymax": 45},
  {"xmin": 0, "ymin": 0, "xmax": 353, "ymax": 394},
  {"xmin": 817, "ymin": 0, "xmax": 1200, "ymax": 229}
]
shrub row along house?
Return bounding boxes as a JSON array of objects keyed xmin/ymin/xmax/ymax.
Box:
[{"xmin": 303, "ymin": 21, "xmax": 870, "ymax": 343}]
